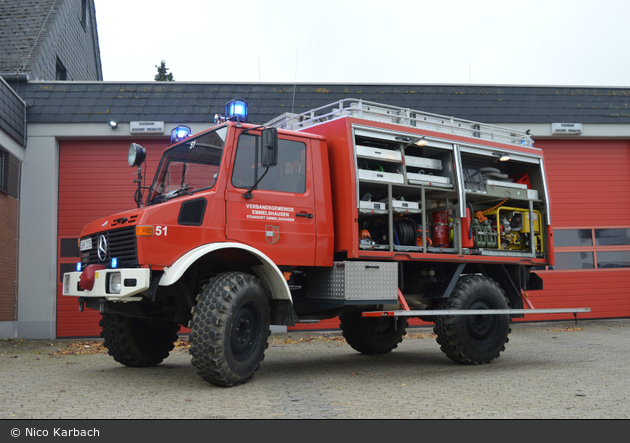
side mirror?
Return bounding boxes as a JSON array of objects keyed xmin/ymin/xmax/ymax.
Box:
[{"xmin": 260, "ymin": 128, "xmax": 278, "ymax": 167}]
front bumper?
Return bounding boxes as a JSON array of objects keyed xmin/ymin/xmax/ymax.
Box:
[{"xmin": 63, "ymin": 268, "xmax": 151, "ymax": 301}]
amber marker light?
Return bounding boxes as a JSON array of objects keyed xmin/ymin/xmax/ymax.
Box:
[{"xmin": 136, "ymin": 225, "xmax": 154, "ymax": 236}]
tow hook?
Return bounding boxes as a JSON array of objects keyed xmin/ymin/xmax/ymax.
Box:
[{"xmin": 78, "ymin": 297, "xmax": 85, "ymax": 312}]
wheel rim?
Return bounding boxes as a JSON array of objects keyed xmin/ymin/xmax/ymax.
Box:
[
  {"xmin": 367, "ymin": 317, "xmax": 394, "ymax": 337},
  {"xmin": 466, "ymin": 298, "xmax": 498, "ymax": 342},
  {"xmin": 231, "ymin": 302, "xmax": 261, "ymax": 362}
]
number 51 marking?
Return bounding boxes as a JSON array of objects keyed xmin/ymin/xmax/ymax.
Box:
[{"xmin": 155, "ymin": 226, "xmax": 168, "ymax": 236}]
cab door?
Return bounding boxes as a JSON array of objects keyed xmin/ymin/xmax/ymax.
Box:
[{"xmin": 225, "ymin": 131, "xmax": 317, "ymax": 266}]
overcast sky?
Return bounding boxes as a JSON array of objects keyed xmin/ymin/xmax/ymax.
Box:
[{"xmin": 93, "ymin": 0, "xmax": 630, "ymax": 87}]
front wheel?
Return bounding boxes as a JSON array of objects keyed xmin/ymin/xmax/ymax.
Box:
[
  {"xmin": 433, "ymin": 275, "xmax": 511, "ymax": 364},
  {"xmin": 339, "ymin": 310, "xmax": 408, "ymax": 354},
  {"xmin": 100, "ymin": 314, "xmax": 180, "ymax": 367},
  {"xmin": 189, "ymin": 272, "xmax": 270, "ymax": 387}
]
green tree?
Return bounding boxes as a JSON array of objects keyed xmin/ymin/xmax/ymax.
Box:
[{"xmin": 154, "ymin": 60, "xmax": 174, "ymax": 81}]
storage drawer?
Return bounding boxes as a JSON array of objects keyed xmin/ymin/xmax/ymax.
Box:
[
  {"xmin": 486, "ymin": 179, "xmax": 527, "ymax": 190},
  {"xmin": 308, "ymin": 261, "xmax": 399, "ymax": 301},
  {"xmin": 407, "ymin": 172, "xmax": 451, "ymax": 185},
  {"xmin": 392, "ymin": 200, "xmax": 420, "ymax": 211},
  {"xmin": 359, "ymin": 200, "xmax": 387, "ymax": 211},
  {"xmin": 405, "ymin": 155, "xmax": 442, "ymax": 170},
  {"xmin": 485, "ymin": 184, "xmax": 529, "ymax": 199},
  {"xmin": 358, "ymin": 169, "xmax": 405, "ymax": 184},
  {"xmin": 356, "ymin": 145, "xmax": 402, "ymax": 162}
]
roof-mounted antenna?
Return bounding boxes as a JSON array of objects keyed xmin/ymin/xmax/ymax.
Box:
[{"xmin": 291, "ymin": 45, "xmax": 298, "ymax": 114}]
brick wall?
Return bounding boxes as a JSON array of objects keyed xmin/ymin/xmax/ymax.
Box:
[{"xmin": 0, "ymin": 192, "xmax": 18, "ymax": 322}]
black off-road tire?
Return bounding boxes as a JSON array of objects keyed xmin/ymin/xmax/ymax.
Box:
[
  {"xmin": 339, "ymin": 310, "xmax": 408, "ymax": 354},
  {"xmin": 433, "ymin": 275, "xmax": 511, "ymax": 364},
  {"xmin": 99, "ymin": 313, "xmax": 180, "ymax": 367},
  {"xmin": 189, "ymin": 272, "xmax": 270, "ymax": 387}
]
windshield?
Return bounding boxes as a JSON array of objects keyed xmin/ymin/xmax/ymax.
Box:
[{"xmin": 147, "ymin": 126, "xmax": 228, "ymax": 205}]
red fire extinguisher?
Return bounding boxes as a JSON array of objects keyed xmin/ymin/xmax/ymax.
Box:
[
  {"xmin": 432, "ymin": 210, "xmax": 449, "ymax": 247},
  {"xmin": 461, "ymin": 207, "xmax": 474, "ymax": 249}
]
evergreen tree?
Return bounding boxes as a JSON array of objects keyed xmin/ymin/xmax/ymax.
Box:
[{"xmin": 154, "ymin": 60, "xmax": 174, "ymax": 81}]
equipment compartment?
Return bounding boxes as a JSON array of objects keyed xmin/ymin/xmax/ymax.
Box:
[
  {"xmin": 403, "ymin": 145, "xmax": 453, "ymax": 189},
  {"xmin": 308, "ymin": 261, "xmax": 399, "ymax": 302},
  {"xmin": 351, "ymin": 123, "xmax": 548, "ymax": 259}
]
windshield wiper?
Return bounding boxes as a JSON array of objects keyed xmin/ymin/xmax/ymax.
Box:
[
  {"xmin": 148, "ymin": 187, "xmax": 193, "ymax": 205},
  {"xmin": 165, "ymin": 187, "xmax": 193, "ymax": 199}
]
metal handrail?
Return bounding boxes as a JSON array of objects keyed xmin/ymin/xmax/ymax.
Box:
[{"xmin": 266, "ymin": 98, "xmax": 534, "ymax": 149}]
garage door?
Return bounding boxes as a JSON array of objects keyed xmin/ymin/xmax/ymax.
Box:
[
  {"xmin": 524, "ymin": 139, "xmax": 630, "ymax": 321},
  {"xmin": 57, "ymin": 139, "xmax": 166, "ymax": 337}
]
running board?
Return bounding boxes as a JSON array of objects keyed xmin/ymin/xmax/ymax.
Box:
[{"xmin": 362, "ymin": 308, "xmax": 591, "ymax": 318}]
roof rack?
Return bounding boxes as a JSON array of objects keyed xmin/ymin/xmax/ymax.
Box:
[{"xmin": 265, "ymin": 98, "xmax": 534, "ymax": 148}]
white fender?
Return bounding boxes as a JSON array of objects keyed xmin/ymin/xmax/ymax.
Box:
[{"xmin": 158, "ymin": 242, "xmax": 292, "ymax": 302}]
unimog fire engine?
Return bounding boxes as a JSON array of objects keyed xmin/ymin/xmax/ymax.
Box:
[{"xmin": 63, "ymin": 98, "xmax": 589, "ymax": 387}]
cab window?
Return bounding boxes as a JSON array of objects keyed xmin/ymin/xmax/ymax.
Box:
[{"xmin": 232, "ymin": 134, "xmax": 306, "ymax": 193}]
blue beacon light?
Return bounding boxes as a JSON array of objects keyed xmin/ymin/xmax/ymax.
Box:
[
  {"xmin": 171, "ymin": 125, "xmax": 192, "ymax": 144},
  {"xmin": 225, "ymin": 99, "xmax": 248, "ymax": 123},
  {"xmin": 111, "ymin": 258, "xmax": 118, "ymax": 269}
]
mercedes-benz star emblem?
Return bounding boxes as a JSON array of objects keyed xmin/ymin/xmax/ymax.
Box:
[{"xmin": 97, "ymin": 235, "xmax": 108, "ymax": 261}]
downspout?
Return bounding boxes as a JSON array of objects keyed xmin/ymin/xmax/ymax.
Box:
[
  {"xmin": 13, "ymin": 161, "xmax": 22, "ymax": 338},
  {"xmin": 15, "ymin": 93, "xmax": 26, "ymax": 338}
]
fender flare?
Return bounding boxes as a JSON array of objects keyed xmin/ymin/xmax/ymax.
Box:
[{"xmin": 157, "ymin": 242, "xmax": 292, "ymax": 302}]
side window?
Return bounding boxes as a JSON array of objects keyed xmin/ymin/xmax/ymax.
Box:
[{"xmin": 232, "ymin": 134, "xmax": 306, "ymax": 193}]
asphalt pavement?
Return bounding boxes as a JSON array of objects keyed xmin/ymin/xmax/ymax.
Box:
[{"xmin": 1, "ymin": 318, "xmax": 629, "ymax": 419}]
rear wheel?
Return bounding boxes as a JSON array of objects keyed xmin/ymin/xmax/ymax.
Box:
[
  {"xmin": 100, "ymin": 314, "xmax": 180, "ymax": 367},
  {"xmin": 433, "ymin": 275, "xmax": 511, "ymax": 364},
  {"xmin": 339, "ymin": 310, "xmax": 408, "ymax": 354},
  {"xmin": 189, "ymin": 272, "xmax": 270, "ymax": 387}
]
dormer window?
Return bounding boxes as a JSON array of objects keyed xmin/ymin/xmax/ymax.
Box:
[
  {"xmin": 80, "ymin": 0, "xmax": 88, "ymax": 29},
  {"xmin": 56, "ymin": 57, "xmax": 67, "ymax": 80}
]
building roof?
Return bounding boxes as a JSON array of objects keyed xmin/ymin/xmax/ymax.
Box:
[
  {"xmin": 0, "ymin": 0, "xmax": 102, "ymax": 81},
  {"xmin": 0, "ymin": 0, "xmax": 64, "ymax": 75},
  {"xmin": 17, "ymin": 81, "xmax": 630, "ymax": 127}
]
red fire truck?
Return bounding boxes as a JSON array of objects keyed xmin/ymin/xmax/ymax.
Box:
[{"xmin": 63, "ymin": 99, "xmax": 588, "ymax": 387}]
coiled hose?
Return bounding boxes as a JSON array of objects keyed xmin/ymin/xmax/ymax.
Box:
[{"xmin": 393, "ymin": 218, "xmax": 418, "ymax": 246}]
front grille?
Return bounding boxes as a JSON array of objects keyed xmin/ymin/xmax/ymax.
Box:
[{"xmin": 80, "ymin": 226, "xmax": 138, "ymax": 268}]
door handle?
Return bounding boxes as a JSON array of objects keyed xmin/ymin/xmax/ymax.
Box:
[{"xmin": 296, "ymin": 213, "xmax": 313, "ymax": 218}]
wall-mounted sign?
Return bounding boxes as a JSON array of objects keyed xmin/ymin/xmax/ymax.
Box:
[
  {"xmin": 551, "ymin": 123, "xmax": 582, "ymax": 135},
  {"xmin": 130, "ymin": 121, "xmax": 165, "ymax": 134}
]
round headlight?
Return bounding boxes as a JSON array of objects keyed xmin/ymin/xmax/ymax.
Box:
[{"xmin": 128, "ymin": 143, "xmax": 146, "ymax": 167}]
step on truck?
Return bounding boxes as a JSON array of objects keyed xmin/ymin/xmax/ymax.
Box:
[{"xmin": 63, "ymin": 98, "xmax": 589, "ymax": 387}]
